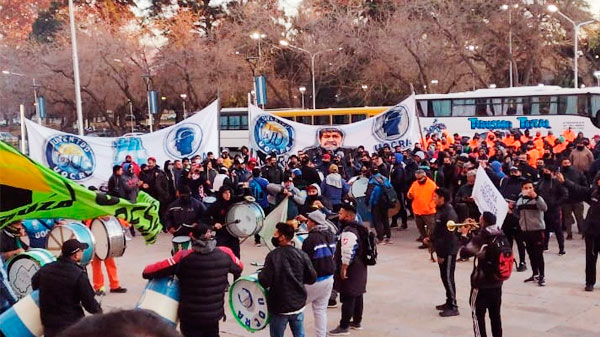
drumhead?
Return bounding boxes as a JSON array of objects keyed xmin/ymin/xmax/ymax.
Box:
[
  {"xmin": 350, "ymin": 177, "xmax": 369, "ymax": 198},
  {"xmin": 229, "ymin": 273, "xmax": 269, "ymax": 332},
  {"xmin": 90, "ymin": 217, "xmax": 125, "ymax": 260},
  {"xmin": 91, "ymin": 219, "xmax": 109, "ymax": 260},
  {"xmin": 203, "ymin": 196, "xmax": 217, "ymax": 204},
  {"xmin": 172, "ymin": 236, "xmax": 191, "ymax": 244},
  {"xmin": 8, "ymin": 249, "xmax": 55, "ymax": 299},
  {"xmin": 226, "ymin": 202, "xmax": 265, "ymax": 238}
]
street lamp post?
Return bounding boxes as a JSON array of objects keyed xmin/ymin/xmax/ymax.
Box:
[
  {"xmin": 180, "ymin": 93, "xmax": 188, "ymax": 119},
  {"xmin": 298, "ymin": 86, "xmax": 306, "ymax": 109},
  {"xmin": 128, "ymin": 100, "xmax": 134, "ymax": 133},
  {"xmin": 2, "ymin": 70, "xmax": 43, "ymax": 123},
  {"xmin": 361, "ymin": 84, "xmax": 368, "ymax": 106},
  {"xmin": 547, "ymin": 4, "xmax": 595, "ymax": 88},
  {"xmin": 501, "ymin": 3, "xmax": 519, "ymax": 87},
  {"xmin": 594, "ymin": 71, "xmax": 600, "ymax": 87},
  {"xmin": 142, "ymin": 73, "xmax": 153, "ymax": 132},
  {"xmin": 68, "ymin": 0, "xmax": 84, "ymax": 136},
  {"xmin": 251, "ymin": 32, "xmax": 267, "ymax": 59},
  {"xmin": 280, "ymin": 40, "xmax": 342, "ymax": 109}
]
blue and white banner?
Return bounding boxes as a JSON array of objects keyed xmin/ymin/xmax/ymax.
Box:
[
  {"xmin": 249, "ymin": 95, "xmax": 419, "ymax": 157},
  {"xmin": 25, "ymin": 101, "xmax": 219, "ymax": 187}
]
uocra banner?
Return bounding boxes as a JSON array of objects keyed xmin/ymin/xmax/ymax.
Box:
[
  {"xmin": 249, "ymin": 95, "xmax": 419, "ymax": 158},
  {"xmin": 26, "ymin": 101, "xmax": 219, "ymax": 187}
]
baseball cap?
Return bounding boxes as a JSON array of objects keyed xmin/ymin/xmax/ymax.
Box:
[
  {"xmin": 61, "ymin": 239, "xmax": 89, "ymax": 256},
  {"xmin": 307, "ymin": 210, "xmax": 328, "ymax": 225},
  {"xmin": 509, "ymin": 166, "xmax": 519, "ymax": 171},
  {"xmin": 340, "ymin": 199, "xmax": 357, "ymax": 213},
  {"xmin": 415, "ymin": 151, "xmax": 425, "ymax": 160}
]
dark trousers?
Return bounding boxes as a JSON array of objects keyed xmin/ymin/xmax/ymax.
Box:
[
  {"xmin": 391, "ymin": 193, "xmax": 407, "ymax": 226},
  {"xmin": 181, "ymin": 320, "xmax": 219, "ymax": 337},
  {"xmin": 562, "ymin": 202, "xmax": 584, "ymax": 235},
  {"xmin": 438, "ymin": 254, "xmax": 457, "ymax": 309},
  {"xmin": 585, "ymin": 234, "xmax": 600, "ymax": 286},
  {"xmin": 44, "ymin": 326, "xmax": 65, "ymax": 337},
  {"xmin": 523, "ymin": 230, "xmax": 545, "ymax": 277},
  {"xmin": 544, "ymin": 208, "xmax": 564, "ymax": 252},
  {"xmin": 502, "ymin": 216, "xmax": 526, "ymax": 264},
  {"xmin": 372, "ymin": 204, "xmax": 390, "ymax": 240},
  {"xmin": 339, "ymin": 294, "xmax": 363, "ymax": 329},
  {"xmin": 470, "ymin": 287, "xmax": 502, "ymax": 337}
]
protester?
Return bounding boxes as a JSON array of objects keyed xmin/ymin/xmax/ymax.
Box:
[
  {"xmin": 206, "ymin": 185, "xmax": 241, "ymax": 258},
  {"xmin": 143, "ymin": 225, "xmax": 243, "ymax": 337},
  {"xmin": 164, "ymin": 185, "xmax": 207, "ymax": 238},
  {"xmin": 407, "ymin": 169, "xmax": 437, "ymax": 248},
  {"xmin": 0, "ymin": 220, "xmax": 29, "ymax": 260},
  {"xmin": 32, "ymin": 239, "xmax": 102, "ymax": 337},
  {"xmin": 535, "ymin": 165, "xmax": 568, "ymax": 255},
  {"xmin": 259, "ymin": 222, "xmax": 317, "ymax": 337}
]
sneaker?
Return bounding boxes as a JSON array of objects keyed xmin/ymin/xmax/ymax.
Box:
[
  {"xmin": 416, "ymin": 236, "xmax": 424, "ymax": 242},
  {"xmin": 417, "ymin": 244, "xmax": 428, "ymax": 249},
  {"xmin": 110, "ymin": 287, "xmax": 127, "ymax": 293},
  {"xmin": 349, "ymin": 322, "xmax": 363, "ymax": 330},
  {"xmin": 400, "ymin": 223, "xmax": 408, "ymax": 230},
  {"xmin": 254, "ymin": 243, "xmax": 262, "ymax": 247},
  {"xmin": 524, "ymin": 275, "xmax": 538, "ymax": 283},
  {"xmin": 566, "ymin": 234, "xmax": 573, "ymax": 240},
  {"xmin": 328, "ymin": 299, "xmax": 339, "ymax": 308},
  {"xmin": 538, "ymin": 277, "xmax": 546, "ymax": 287},
  {"xmin": 329, "ymin": 326, "xmax": 350, "ymax": 335},
  {"xmin": 390, "ymin": 222, "xmax": 399, "ymax": 228},
  {"xmin": 384, "ymin": 238, "xmax": 392, "ymax": 245},
  {"xmin": 94, "ymin": 289, "xmax": 105, "ymax": 296},
  {"xmin": 439, "ymin": 308, "xmax": 460, "ymax": 317},
  {"xmin": 516, "ymin": 262, "xmax": 527, "ymax": 272},
  {"xmin": 558, "ymin": 251, "xmax": 566, "ymax": 256},
  {"xmin": 435, "ymin": 303, "xmax": 448, "ymax": 311},
  {"xmin": 585, "ymin": 284, "xmax": 594, "ymax": 292}
]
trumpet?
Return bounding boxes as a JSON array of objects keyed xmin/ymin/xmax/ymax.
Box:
[{"xmin": 446, "ymin": 219, "xmax": 479, "ymax": 232}]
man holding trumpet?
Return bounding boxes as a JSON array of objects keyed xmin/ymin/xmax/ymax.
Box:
[{"xmin": 424, "ymin": 187, "xmax": 460, "ymax": 317}]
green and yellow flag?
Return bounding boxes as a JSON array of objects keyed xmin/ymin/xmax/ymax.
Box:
[{"xmin": 0, "ymin": 141, "xmax": 161, "ymax": 244}]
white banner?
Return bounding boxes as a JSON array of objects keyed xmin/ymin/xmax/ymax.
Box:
[
  {"xmin": 25, "ymin": 101, "xmax": 220, "ymax": 187},
  {"xmin": 472, "ymin": 166, "xmax": 509, "ymax": 226},
  {"xmin": 249, "ymin": 95, "xmax": 419, "ymax": 158}
]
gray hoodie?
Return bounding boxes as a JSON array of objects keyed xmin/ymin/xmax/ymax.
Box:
[{"xmin": 515, "ymin": 195, "xmax": 547, "ymax": 231}]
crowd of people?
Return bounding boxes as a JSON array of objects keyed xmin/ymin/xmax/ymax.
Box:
[{"xmin": 1, "ymin": 126, "xmax": 600, "ymax": 337}]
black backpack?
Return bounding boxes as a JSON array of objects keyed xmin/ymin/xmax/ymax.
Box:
[
  {"xmin": 356, "ymin": 225, "xmax": 377, "ymax": 266},
  {"xmin": 373, "ymin": 176, "xmax": 398, "ymax": 209}
]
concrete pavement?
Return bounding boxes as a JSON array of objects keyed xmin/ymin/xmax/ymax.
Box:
[{"xmin": 96, "ymin": 224, "xmax": 600, "ymax": 337}]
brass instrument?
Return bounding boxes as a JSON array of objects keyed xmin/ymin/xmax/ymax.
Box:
[{"xmin": 446, "ymin": 219, "xmax": 479, "ymax": 232}]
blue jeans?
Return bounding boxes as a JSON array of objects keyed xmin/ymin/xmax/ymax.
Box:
[{"xmin": 269, "ymin": 312, "xmax": 305, "ymax": 337}]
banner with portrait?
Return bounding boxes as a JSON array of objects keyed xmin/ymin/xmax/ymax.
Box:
[
  {"xmin": 248, "ymin": 95, "xmax": 419, "ymax": 160},
  {"xmin": 25, "ymin": 101, "xmax": 219, "ymax": 187}
]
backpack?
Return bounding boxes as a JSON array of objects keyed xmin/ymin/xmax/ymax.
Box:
[
  {"xmin": 482, "ymin": 233, "xmax": 514, "ymax": 281},
  {"xmin": 356, "ymin": 225, "xmax": 377, "ymax": 266},
  {"xmin": 374, "ymin": 176, "xmax": 398, "ymax": 209}
]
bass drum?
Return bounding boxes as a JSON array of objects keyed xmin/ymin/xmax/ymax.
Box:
[
  {"xmin": 136, "ymin": 277, "xmax": 180, "ymax": 327},
  {"xmin": 350, "ymin": 177, "xmax": 369, "ymax": 198},
  {"xmin": 46, "ymin": 222, "xmax": 96, "ymax": 265},
  {"xmin": 7, "ymin": 249, "xmax": 55, "ymax": 299},
  {"xmin": 226, "ymin": 202, "xmax": 265, "ymax": 238},
  {"xmin": 90, "ymin": 217, "xmax": 126, "ymax": 260},
  {"xmin": 229, "ymin": 272, "xmax": 269, "ymax": 332},
  {"xmin": 0, "ymin": 290, "xmax": 43, "ymax": 337}
]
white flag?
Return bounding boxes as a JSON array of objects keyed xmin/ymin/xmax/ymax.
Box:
[
  {"xmin": 472, "ymin": 166, "xmax": 509, "ymax": 226},
  {"xmin": 259, "ymin": 198, "xmax": 289, "ymax": 250}
]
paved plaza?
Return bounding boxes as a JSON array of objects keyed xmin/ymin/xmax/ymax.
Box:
[{"xmin": 99, "ymin": 224, "xmax": 600, "ymax": 337}]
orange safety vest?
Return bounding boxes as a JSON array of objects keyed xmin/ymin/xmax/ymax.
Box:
[
  {"xmin": 545, "ymin": 135, "xmax": 556, "ymax": 147},
  {"xmin": 520, "ymin": 135, "xmax": 530, "ymax": 144},
  {"xmin": 553, "ymin": 142, "xmax": 567, "ymax": 154},
  {"xmin": 527, "ymin": 149, "xmax": 540, "ymax": 168},
  {"xmin": 562, "ymin": 129, "xmax": 576, "ymax": 142},
  {"xmin": 468, "ymin": 139, "xmax": 480, "ymax": 150}
]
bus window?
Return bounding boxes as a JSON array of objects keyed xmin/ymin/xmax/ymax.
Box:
[
  {"xmin": 559, "ymin": 95, "xmax": 577, "ymax": 115},
  {"xmin": 431, "ymin": 100, "xmax": 451, "ymax": 117},
  {"xmin": 333, "ymin": 114, "xmax": 349, "ymax": 125},
  {"xmin": 314, "ymin": 115, "xmax": 331, "ymax": 125},
  {"xmin": 296, "ymin": 116, "xmax": 312, "ymax": 124},
  {"xmin": 417, "ymin": 101, "xmax": 427, "ymax": 116},
  {"xmin": 521, "ymin": 97, "xmax": 532, "ymax": 115},
  {"xmin": 577, "ymin": 94, "xmax": 588, "ymax": 116},
  {"xmin": 491, "ymin": 98, "xmax": 502, "ymax": 115},
  {"xmin": 538, "ymin": 96, "xmax": 556, "ymax": 115},
  {"xmin": 504, "ymin": 97, "xmax": 517, "ymax": 115},
  {"xmin": 220, "ymin": 116, "xmax": 228, "ymax": 129},
  {"xmin": 475, "ymin": 99, "xmax": 488, "ymax": 116},
  {"xmin": 351, "ymin": 114, "xmax": 367, "ymax": 122},
  {"xmin": 591, "ymin": 94, "xmax": 600, "ymax": 128},
  {"xmin": 530, "ymin": 96, "xmax": 540, "ymax": 115},
  {"xmin": 241, "ymin": 115, "xmax": 248, "ymax": 129},
  {"xmin": 452, "ymin": 99, "xmax": 476, "ymax": 117},
  {"xmin": 228, "ymin": 115, "xmax": 241, "ymax": 130}
]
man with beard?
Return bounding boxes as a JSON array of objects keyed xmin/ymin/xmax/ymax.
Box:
[
  {"xmin": 305, "ymin": 128, "xmax": 354, "ymax": 166},
  {"xmin": 262, "ymin": 155, "xmax": 284, "ymax": 184},
  {"xmin": 535, "ymin": 165, "xmax": 568, "ymax": 255},
  {"xmin": 499, "ymin": 167, "xmax": 527, "ymax": 272},
  {"xmin": 560, "ymin": 158, "xmax": 588, "ymax": 240}
]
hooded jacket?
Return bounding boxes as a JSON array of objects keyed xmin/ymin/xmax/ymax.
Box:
[
  {"xmin": 320, "ymin": 173, "xmax": 350, "ymax": 206},
  {"xmin": 562, "ymin": 176, "xmax": 600, "ymax": 236},
  {"xmin": 142, "ymin": 239, "xmax": 243, "ymax": 324},
  {"xmin": 460, "ymin": 225, "xmax": 504, "ymax": 289},
  {"xmin": 334, "ymin": 219, "xmax": 368, "ymax": 297},
  {"xmin": 515, "ymin": 195, "xmax": 547, "ymax": 232}
]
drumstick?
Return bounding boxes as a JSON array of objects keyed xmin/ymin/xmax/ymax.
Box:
[{"xmin": 210, "ymin": 219, "xmax": 241, "ymax": 231}]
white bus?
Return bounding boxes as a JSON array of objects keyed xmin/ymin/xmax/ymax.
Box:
[{"xmin": 219, "ymin": 86, "xmax": 600, "ymax": 150}]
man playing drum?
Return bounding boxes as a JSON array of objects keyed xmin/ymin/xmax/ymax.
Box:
[
  {"xmin": 143, "ymin": 225, "xmax": 243, "ymax": 337},
  {"xmin": 0, "ymin": 221, "xmax": 29, "ymax": 261}
]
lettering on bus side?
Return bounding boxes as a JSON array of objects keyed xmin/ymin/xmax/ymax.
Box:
[
  {"xmin": 468, "ymin": 117, "xmax": 551, "ymax": 130},
  {"xmin": 517, "ymin": 117, "xmax": 550, "ymax": 129}
]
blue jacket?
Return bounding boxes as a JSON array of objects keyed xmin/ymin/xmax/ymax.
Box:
[
  {"xmin": 320, "ymin": 173, "xmax": 350, "ymax": 206},
  {"xmin": 368, "ymin": 173, "xmax": 392, "ymax": 206}
]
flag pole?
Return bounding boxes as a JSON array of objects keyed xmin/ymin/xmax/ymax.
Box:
[
  {"xmin": 409, "ymin": 83, "xmax": 426, "ymax": 149},
  {"xmin": 20, "ymin": 104, "xmax": 26, "ymax": 153}
]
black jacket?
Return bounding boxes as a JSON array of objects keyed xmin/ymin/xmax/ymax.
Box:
[
  {"xmin": 560, "ymin": 166, "xmax": 588, "ymax": 203},
  {"xmin": 142, "ymin": 240, "xmax": 242, "ymax": 324},
  {"xmin": 31, "ymin": 257, "xmax": 101, "ymax": 330},
  {"xmin": 432, "ymin": 202, "xmax": 459, "ymax": 256},
  {"xmin": 460, "ymin": 225, "xmax": 504, "ymax": 289},
  {"xmin": 258, "ymin": 245, "xmax": 316, "ymax": 314},
  {"xmin": 563, "ymin": 179, "xmax": 600, "ymax": 236},
  {"xmin": 164, "ymin": 197, "xmax": 207, "ymax": 237},
  {"xmin": 107, "ymin": 174, "xmax": 126, "ymax": 199},
  {"xmin": 301, "ymin": 165, "xmax": 322, "ymax": 186},
  {"xmin": 262, "ymin": 165, "xmax": 284, "ymax": 184},
  {"xmin": 334, "ymin": 220, "xmax": 368, "ymax": 297},
  {"xmin": 302, "ymin": 226, "xmax": 337, "ymax": 279},
  {"xmin": 390, "ymin": 164, "xmax": 407, "ymax": 194},
  {"xmin": 535, "ymin": 177, "xmax": 568, "ymax": 209}
]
